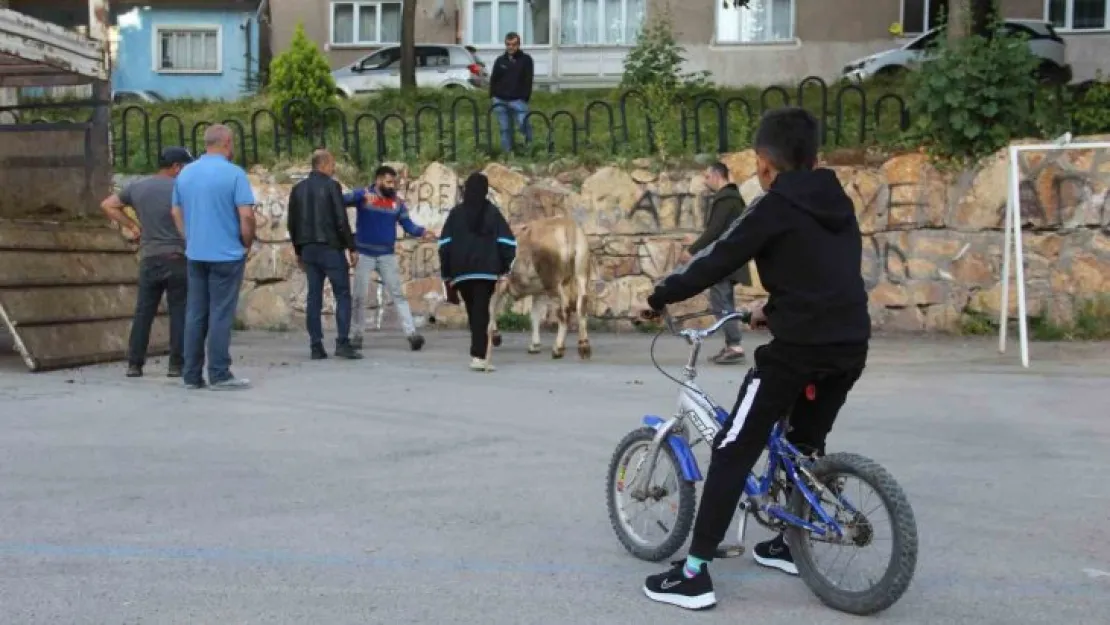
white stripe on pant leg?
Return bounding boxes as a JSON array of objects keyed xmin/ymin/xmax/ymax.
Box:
[{"xmin": 718, "ymin": 378, "xmax": 761, "ymax": 449}]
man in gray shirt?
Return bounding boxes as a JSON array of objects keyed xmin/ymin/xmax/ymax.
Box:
[{"xmin": 100, "ymin": 147, "xmax": 194, "ymax": 378}]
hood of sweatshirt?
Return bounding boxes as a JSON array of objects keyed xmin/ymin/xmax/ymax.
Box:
[{"xmin": 768, "ymin": 168, "xmax": 855, "ymax": 233}]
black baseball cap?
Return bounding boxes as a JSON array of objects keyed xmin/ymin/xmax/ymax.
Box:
[{"xmin": 158, "ymin": 146, "xmax": 194, "ymax": 168}]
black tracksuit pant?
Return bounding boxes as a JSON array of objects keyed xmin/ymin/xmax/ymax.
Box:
[
  {"xmin": 688, "ymin": 339, "xmax": 868, "ymax": 560},
  {"xmin": 456, "ymin": 279, "xmax": 496, "ymax": 359}
]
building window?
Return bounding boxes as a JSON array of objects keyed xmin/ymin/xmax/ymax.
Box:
[
  {"xmin": 559, "ymin": 0, "xmax": 644, "ymax": 45},
  {"xmin": 155, "ymin": 26, "xmax": 221, "ymax": 73},
  {"xmin": 331, "ymin": 1, "xmax": 402, "ymax": 45},
  {"xmin": 901, "ymin": 0, "xmax": 948, "ymax": 35},
  {"xmin": 1047, "ymin": 0, "xmax": 1108, "ymax": 30},
  {"xmin": 471, "ymin": 0, "xmax": 552, "ymax": 45},
  {"xmin": 716, "ymin": 0, "xmax": 794, "ymax": 44}
]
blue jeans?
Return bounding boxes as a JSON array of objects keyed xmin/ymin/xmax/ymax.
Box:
[
  {"xmin": 492, "ymin": 97, "xmax": 532, "ymax": 153},
  {"xmin": 301, "ymin": 244, "xmax": 352, "ymax": 347},
  {"xmin": 183, "ymin": 258, "xmax": 245, "ymax": 385}
]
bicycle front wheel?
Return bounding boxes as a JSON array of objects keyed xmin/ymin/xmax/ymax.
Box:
[
  {"xmin": 606, "ymin": 426, "xmax": 696, "ymax": 562},
  {"xmin": 787, "ymin": 452, "xmax": 919, "ymax": 616}
]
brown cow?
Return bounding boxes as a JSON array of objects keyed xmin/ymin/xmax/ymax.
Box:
[{"xmin": 488, "ymin": 216, "xmax": 592, "ymax": 359}]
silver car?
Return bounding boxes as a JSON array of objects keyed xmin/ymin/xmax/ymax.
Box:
[
  {"xmin": 332, "ymin": 44, "xmax": 489, "ymax": 96},
  {"xmin": 842, "ymin": 19, "xmax": 1071, "ymax": 85}
]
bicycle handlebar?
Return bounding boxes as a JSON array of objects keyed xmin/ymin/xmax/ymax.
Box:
[
  {"xmin": 632, "ymin": 308, "xmax": 754, "ymax": 343},
  {"xmin": 665, "ymin": 309, "xmax": 752, "ymax": 344}
]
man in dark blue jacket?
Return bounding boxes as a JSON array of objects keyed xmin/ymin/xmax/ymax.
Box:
[{"xmin": 489, "ymin": 31, "xmax": 534, "ymax": 154}]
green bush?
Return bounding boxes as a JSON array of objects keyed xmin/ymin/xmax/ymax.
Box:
[
  {"xmin": 1071, "ymin": 72, "xmax": 1110, "ymax": 135},
  {"xmin": 621, "ymin": 7, "xmax": 710, "ymax": 159},
  {"xmin": 907, "ymin": 13, "xmax": 1043, "ymax": 165},
  {"xmin": 268, "ymin": 22, "xmax": 337, "ymax": 119}
]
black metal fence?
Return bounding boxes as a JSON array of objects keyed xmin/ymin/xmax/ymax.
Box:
[{"xmin": 11, "ymin": 76, "xmax": 915, "ymax": 171}]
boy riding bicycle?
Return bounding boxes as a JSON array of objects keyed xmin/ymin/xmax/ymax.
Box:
[{"xmin": 637, "ymin": 106, "xmax": 872, "ymax": 611}]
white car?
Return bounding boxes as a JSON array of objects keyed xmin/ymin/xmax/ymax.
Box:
[
  {"xmin": 332, "ymin": 44, "xmax": 489, "ymax": 97},
  {"xmin": 842, "ymin": 19, "xmax": 1071, "ymax": 85}
]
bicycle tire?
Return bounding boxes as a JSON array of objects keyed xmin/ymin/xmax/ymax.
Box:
[
  {"xmin": 786, "ymin": 452, "xmax": 919, "ymax": 616},
  {"xmin": 606, "ymin": 427, "xmax": 696, "ymax": 562}
]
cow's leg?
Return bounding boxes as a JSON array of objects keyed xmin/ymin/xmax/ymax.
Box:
[
  {"xmin": 528, "ymin": 296, "xmax": 544, "ymax": 354},
  {"xmin": 551, "ymin": 284, "xmax": 570, "ymax": 359},
  {"xmin": 488, "ymin": 283, "xmax": 503, "ymax": 348},
  {"xmin": 575, "ymin": 273, "xmax": 591, "ymax": 360}
]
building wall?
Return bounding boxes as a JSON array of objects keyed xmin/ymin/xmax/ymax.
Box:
[
  {"xmin": 112, "ymin": 6, "xmax": 259, "ymax": 100},
  {"xmin": 270, "ymin": 0, "xmax": 455, "ymax": 71},
  {"xmin": 267, "ymin": 0, "xmax": 1110, "ymax": 87}
]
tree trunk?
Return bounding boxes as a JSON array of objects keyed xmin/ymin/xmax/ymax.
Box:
[
  {"xmin": 400, "ymin": 0, "xmax": 417, "ymax": 90},
  {"xmin": 948, "ymin": 0, "xmax": 995, "ymax": 41}
]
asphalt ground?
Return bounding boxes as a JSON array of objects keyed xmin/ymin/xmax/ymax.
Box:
[{"xmin": 1, "ymin": 326, "xmax": 1108, "ymax": 624}]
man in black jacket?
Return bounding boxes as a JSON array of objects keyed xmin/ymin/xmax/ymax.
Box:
[
  {"xmin": 287, "ymin": 149, "xmax": 361, "ymax": 360},
  {"xmin": 638, "ymin": 107, "xmax": 871, "ymax": 611},
  {"xmin": 488, "ymin": 31, "xmax": 534, "ymax": 154},
  {"xmin": 685, "ymin": 162, "xmax": 748, "ymax": 365}
]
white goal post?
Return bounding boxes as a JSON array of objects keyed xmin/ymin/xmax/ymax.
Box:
[{"xmin": 999, "ymin": 132, "xmax": 1110, "ymax": 368}]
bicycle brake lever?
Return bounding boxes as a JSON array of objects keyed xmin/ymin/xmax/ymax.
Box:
[{"xmin": 663, "ymin": 311, "xmax": 679, "ymax": 336}]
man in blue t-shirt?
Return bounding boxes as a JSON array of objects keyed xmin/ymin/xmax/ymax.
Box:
[
  {"xmin": 171, "ymin": 124, "xmax": 257, "ymax": 390},
  {"xmin": 343, "ymin": 165, "xmax": 436, "ymax": 351}
]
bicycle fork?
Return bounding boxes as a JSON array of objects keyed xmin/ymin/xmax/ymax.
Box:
[{"xmin": 627, "ymin": 416, "xmax": 681, "ymax": 500}]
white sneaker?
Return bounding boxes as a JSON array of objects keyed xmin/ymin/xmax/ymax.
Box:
[{"xmin": 469, "ymin": 357, "xmax": 495, "ymax": 372}]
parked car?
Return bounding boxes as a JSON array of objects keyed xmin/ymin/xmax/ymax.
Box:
[
  {"xmin": 112, "ymin": 90, "xmax": 165, "ymax": 104},
  {"xmin": 332, "ymin": 44, "xmax": 488, "ymax": 96},
  {"xmin": 842, "ymin": 19, "xmax": 1072, "ymax": 85}
]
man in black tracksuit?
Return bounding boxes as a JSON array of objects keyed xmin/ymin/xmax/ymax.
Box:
[
  {"xmin": 488, "ymin": 31, "xmax": 534, "ymax": 153},
  {"xmin": 639, "ymin": 107, "xmax": 872, "ymax": 611}
]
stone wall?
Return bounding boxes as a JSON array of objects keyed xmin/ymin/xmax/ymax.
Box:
[{"xmin": 234, "ymin": 138, "xmax": 1110, "ymax": 333}]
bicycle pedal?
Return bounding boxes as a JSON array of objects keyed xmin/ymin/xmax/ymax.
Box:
[{"xmin": 715, "ymin": 544, "xmax": 745, "ymax": 558}]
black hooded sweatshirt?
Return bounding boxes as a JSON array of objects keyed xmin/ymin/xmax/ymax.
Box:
[
  {"xmin": 647, "ymin": 168, "xmax": 871, "ymax": 346},
  {"xmin": 438, "ymin": 173, "xmax": 517, "ymax": 283}
]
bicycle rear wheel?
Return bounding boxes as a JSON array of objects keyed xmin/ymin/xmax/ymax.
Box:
[
  {"xmin": 606, "ymin": 427, "xmax": 696, "ymax": 562},
  {"xmin": 786, "ymin": 452, "xmax": 918, "ymax": 616}
]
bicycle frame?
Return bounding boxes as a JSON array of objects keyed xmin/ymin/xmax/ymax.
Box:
[{"xmin": 628, "ymin": 310, "xmax": 857, "ymax": 541}]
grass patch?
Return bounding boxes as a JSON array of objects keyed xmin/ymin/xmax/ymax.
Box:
[
  {"xmin": 496, "ymin": 310, "xmax": 531, "ymax": 332},
  {"xmin": 959, "ymin": 296, "xmax": 1110, "ymax": 341},
  {"xmin": 958, "ymin": 310, "xmax": 996, "ymax": 336},
  {"xmin": 22, "ymin": 80, "xmax": 916, "ymax": 177}
]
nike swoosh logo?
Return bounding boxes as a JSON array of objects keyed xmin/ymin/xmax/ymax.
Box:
[
  {"xmin": 768, "ymin": 546, "xmax": 783, "ymax": 556},
  {"xmin": 660, "ymin": 579, "xmax": 682, "ymax": 590}
]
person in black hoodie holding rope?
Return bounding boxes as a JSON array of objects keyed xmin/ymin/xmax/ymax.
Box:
[
  {"xmin": 637, "ymin": 107, "xmax": 872, "ymax": 611},
  {"xmin": 438, "ymin": 173, "xmax": 517, "ymax": 371}
]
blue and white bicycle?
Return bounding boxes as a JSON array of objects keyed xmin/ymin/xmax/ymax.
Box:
[{"xmin": 606, "ymin": 309, "xmax": 918, "ymax": 615}]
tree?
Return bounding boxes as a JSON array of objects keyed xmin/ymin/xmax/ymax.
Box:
[
  {"xmin": 400, "ymin": 0, "xmax": 417, "ymax": 90},
  {"xmin": 269, "ymin": 22, "xmax": 336, "ymax": 114}
]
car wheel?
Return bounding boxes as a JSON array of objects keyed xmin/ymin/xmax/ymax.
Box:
[
  {"xmin": 1036, "ymin": 62, "xmax": 1072, "ymax": 87},
  {"xmin": 874, "ymin": 65, "xmax": 908, "ymax": 83}
]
